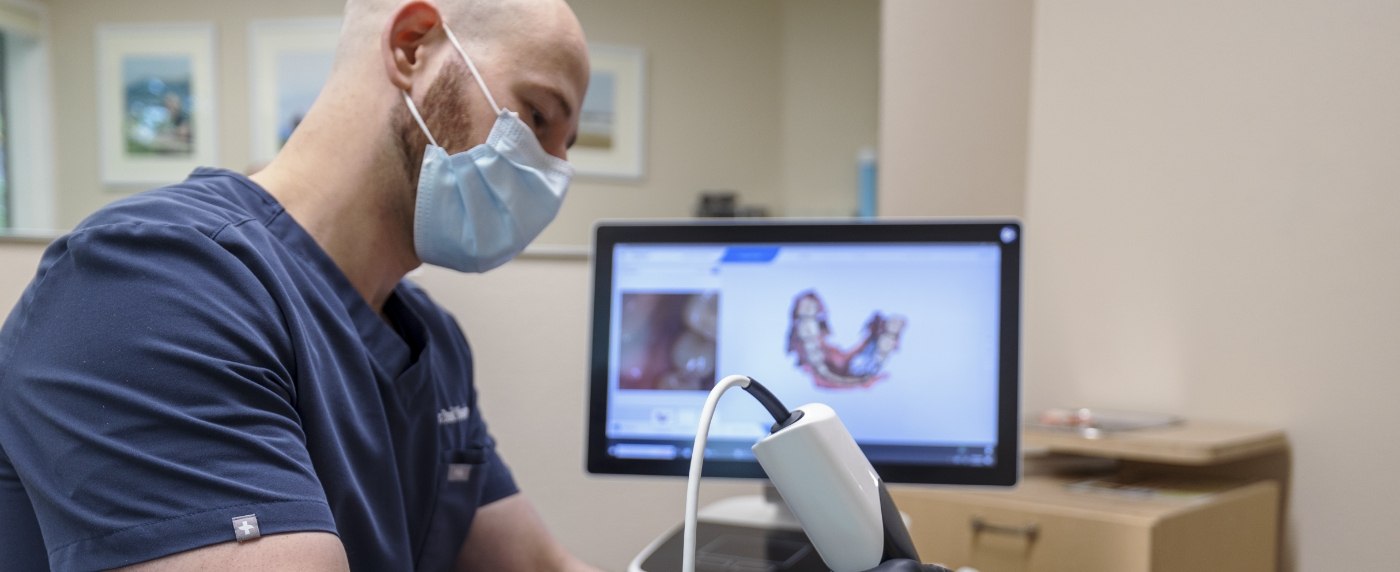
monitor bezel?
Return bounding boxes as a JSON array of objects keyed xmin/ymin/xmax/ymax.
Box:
[{"xmin": 586, "ymin": 219, "xmax": 1021, "ymax": 487}]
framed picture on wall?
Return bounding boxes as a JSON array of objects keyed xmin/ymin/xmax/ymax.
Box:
[
  {"xmin": 573, "ymin": 45, "xmax": 646, "ymax": 180},
  {"xmin": 97, "ymin": 23, "xmax": 218, "ymax": 185},
  {"xmin": 248, "ymin": 18, "xmax": 342, "ymax": 166}
]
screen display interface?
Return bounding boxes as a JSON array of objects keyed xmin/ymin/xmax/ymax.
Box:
[{"xmin": 602, "ymin": 242, "xmax": 1003, "ymax": 468}]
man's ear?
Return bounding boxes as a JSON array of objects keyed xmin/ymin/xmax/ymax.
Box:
[{"xmin": 383, "ymin": 0, "xmax": 443, "ymax": 92}]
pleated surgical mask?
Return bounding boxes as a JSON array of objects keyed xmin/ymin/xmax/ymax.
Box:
[{"xmin": 403, "ymin": 23, "xmax": 573, "ymax": 273}]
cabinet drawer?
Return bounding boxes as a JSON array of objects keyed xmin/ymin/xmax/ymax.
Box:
[
  {"xmin": 892, "ymin": 478, "xmax": 1278, "ymax": 572},
  {"xmin": 899, "ymin": 493, "xmax": 1151, "ymax": 572}
]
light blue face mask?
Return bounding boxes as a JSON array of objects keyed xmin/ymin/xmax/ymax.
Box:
[{"xmin": 403, "ymin": 24, "xmax": 574, "ymax": 273}]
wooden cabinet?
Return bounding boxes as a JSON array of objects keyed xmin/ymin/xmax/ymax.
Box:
[
  {"xmin": 892, "ymin": 476, "xmax": 1277, "ymax": 572},
  {"xmin": 891, "ymin": 421, "xmax": 1287, "ymax": 572}
]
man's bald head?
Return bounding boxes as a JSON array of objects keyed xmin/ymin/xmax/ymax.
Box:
[
  {"xmin": 336, "ymin": 0, "xmax": 585, "ymax": 72},
  {"xmin": 323, "ymin": 0, "xmax": 588, "ymax": 155},
  {"xmin": 265, "ymin": 0, "xmax": 588, "ymax": 177}
]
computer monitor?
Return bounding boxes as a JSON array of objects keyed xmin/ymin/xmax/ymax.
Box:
[{"xmin": 586, "ymin": 220, "xmax": 1020, "ymax": 487}]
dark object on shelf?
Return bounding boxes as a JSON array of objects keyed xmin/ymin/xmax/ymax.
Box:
[
  {"xmin": 694, "ymin": 190, "xmax": 769, "ymax": 218},
  {"xmin": 695, "ymin": 191, "xmax": 738, "ymax": 217}
]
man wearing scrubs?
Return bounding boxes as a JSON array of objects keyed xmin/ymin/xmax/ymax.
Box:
[{"xmin": 0, "ymin": 0, "xmax": 598, "ymax": 570}]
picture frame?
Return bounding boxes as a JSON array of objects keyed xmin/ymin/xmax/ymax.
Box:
[
  {"xmin": 97, "ymin": 23, "xmax": 218, "ymax": 186},
  {"xmin": 573, "ymin": 45, "xmax": 647, "ymax": 180},
  {"xmin": 248, "ymin": 18, "xmax": 342, "ymax": 166}
]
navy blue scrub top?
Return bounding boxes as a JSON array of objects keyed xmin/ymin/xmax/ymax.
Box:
[{"xmin": 0, "ymin": 168, "xmax": 518, "ymax": 570}]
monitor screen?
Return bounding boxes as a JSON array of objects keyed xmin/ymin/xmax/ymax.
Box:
[{"xmin": 586, "ymin": 220, "xmax": 1020, "ymax": 486}]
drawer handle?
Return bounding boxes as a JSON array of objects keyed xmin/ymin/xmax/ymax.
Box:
[{"xmin": 970, "ymin": 516, "xmax": 1040, "ymax": 542}]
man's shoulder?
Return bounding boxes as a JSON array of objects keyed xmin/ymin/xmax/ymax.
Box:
[
  {"xmin": 27, "ymin": 170, "xmax": 295, "ymax": 305},
  {"xmin": 74, "ymin": 168, "xmax": 275, "ymax": 243}
]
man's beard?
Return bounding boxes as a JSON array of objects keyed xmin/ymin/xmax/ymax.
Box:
[{"xmin": 391, "ymin": 60, "xmax": 476, "ymax": 252}]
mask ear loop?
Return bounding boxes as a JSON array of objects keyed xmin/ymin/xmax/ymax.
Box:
[
  {"xmin": 441, "ymin": 24, "xmax": 503, "ymax": 116},
  {"xmin": 401, "ymin": 91, "xmax": 441, "ymax": 148}
]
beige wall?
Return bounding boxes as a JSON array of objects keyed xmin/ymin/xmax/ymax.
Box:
[
  {"xmin": 878, "ymin": 0, "xmax": 1400, "ymax": 569},
  {"xmin": 878, "ymin": 0, "xmax": 1031, "ymax": 218},
  {"xmin": 777, "ymin": 0, "xmax": 879, "ymax": 218},
  {"xmin": 1019, "ymin": 1, "xmax": 1400, "ymax": 569}
]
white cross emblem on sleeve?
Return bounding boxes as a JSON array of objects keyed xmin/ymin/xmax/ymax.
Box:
[{"xmin": 231, "ymin": 514, "xmax": 262, "ymax": 542}]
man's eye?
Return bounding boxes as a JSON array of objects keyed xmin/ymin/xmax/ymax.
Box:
[{"xmin": 531, "ymin": 109, "xmax": 546, "ymax": 129}]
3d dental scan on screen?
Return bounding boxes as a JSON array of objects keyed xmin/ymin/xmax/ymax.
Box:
[{"xmin": 586, "ymin": 220, "xmax": 1023, "ymax": 572}]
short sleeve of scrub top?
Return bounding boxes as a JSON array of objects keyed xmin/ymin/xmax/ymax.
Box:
[{"xmin": 0, "ymin": 222, "xmax": 335, "ymax": 569}]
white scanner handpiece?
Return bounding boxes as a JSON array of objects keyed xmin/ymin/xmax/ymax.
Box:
[{"xmin": 752, "ymin": 403, "xmax": 887, "ymax": 572}]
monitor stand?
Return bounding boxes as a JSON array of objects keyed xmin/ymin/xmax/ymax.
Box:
[
  {"xmin": 629, "ymin": 486, "xmax": 827, "ymax": 572},
  {"xmin": 695, "ymin": 486, "xmax": 803, "ymax": 530}
]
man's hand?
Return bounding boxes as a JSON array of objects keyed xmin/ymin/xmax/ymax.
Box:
[{"xmin": 457, "ymin": 494, "xmax": 600, "ymax": 572}]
